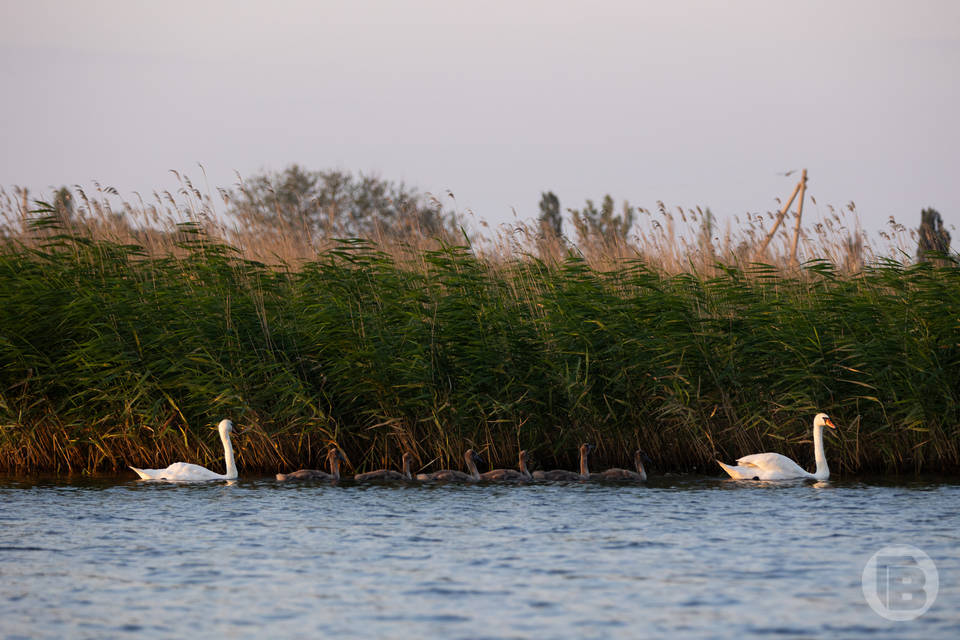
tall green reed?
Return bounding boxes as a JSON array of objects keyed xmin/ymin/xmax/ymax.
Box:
[{"xmin": 1, "ymin": 216, "xmax": 957, "ymax": 475}]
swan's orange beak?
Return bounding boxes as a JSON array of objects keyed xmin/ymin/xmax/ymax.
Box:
[{"xmin": 825, "ymin": 417, "xmax": 837, "ymax": 429}]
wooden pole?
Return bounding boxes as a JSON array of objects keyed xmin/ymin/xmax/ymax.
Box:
[
  {"xmin": 757, "ymin": 174, "xmax": 803, "ymax": 259},
  {"xmin": 789, "ymin": 169, "xmax": 808, "ymax": 266}
]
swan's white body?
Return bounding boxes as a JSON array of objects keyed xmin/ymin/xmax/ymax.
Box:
[
  {"xmin": 717, "ymin": 413, "xmax": 837, "ymax": 480},
  {"xmin": 130, "ymin": 419, "xmax": 237, "ymax": 481}
]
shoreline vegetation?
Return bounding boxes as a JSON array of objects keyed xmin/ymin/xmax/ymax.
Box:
[{"xmin": 1, "ymin": 177, "xmax": 958, "ymax": 476}]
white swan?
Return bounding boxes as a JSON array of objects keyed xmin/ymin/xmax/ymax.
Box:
[
  {"xmin": 130, "ymin": 419, "xmax": 238, "ymax": 481},
  {"xmin": 717, "ymin": 413, "xmax": 837, "ymax": 480}
]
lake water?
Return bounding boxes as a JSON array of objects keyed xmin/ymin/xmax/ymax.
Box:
[{"xmin": 1, "ymin": 475, "xmax": 957, "ymax": 639}]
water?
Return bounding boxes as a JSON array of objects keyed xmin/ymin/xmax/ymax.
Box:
[{"xmin": 1, "ymin": 475, "xmax": 957, "ymax": 639}]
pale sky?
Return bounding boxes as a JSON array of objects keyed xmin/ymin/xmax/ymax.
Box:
[{"xmin": 2, "ymin": 0, "xmax": 958, "ymax": 240}]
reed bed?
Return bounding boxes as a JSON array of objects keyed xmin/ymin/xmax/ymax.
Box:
[{"xmin": 0, "ymin": 183, "xmax": 957, "ymax": 476}]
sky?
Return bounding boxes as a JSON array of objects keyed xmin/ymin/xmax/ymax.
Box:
[{"xmin": 1, "ymin": 0, "xmax": 958, "ymax": 241}]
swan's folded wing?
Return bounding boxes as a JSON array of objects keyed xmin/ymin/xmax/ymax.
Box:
[
  {"xmin": 162, "ymin": 462, "xmax": 199, "ymax": 476},
  {"xmin": 157, "ymin": 462, "xmax": 220, "ymax": 480},
  {"xmin": 736, "ymin": 452, "xmax": 799, "ymax": 473}
]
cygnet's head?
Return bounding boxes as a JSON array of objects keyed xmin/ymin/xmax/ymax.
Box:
[{"xmin": 635, "ymin": 449, "xmax": 653, "ymax": 464}]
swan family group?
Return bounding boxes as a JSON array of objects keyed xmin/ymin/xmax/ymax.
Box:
[
  {"xmin": 129, "ymin": 412, "xmax": 838, "ymax": 483},
  {"xmin": 272, "ymin": 444, "xmax": 650, "ymax": 484}
]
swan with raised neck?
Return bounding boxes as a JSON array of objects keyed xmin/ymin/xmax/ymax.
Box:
[
  {"xmin": 130, "ymin": 419, "xmax": 238, "ymax": 482},
  {"xmin": 416, "ymin": 449, "xmax": 483, "ymax": 482},
  {"xmin": 354, "ymin": 452, "xmax": 414, "ymax": 481},
  {"xmin": 277, "ymin": 447, "xmax": 345, "ymax": 482},
  {"xmin": 594, "ymin": 449, "xmax": 649, "ymax": 482},
  {"xmin": 481, "ymin": 450, "xmax": 532, "ymax": 482},
  {"xmin": 717, "ymin": 413, "xmax": 838, "ymax": 480},
  {"xmin": 532, "ymin": 444, "xmax": 592, "ymax": 481}
]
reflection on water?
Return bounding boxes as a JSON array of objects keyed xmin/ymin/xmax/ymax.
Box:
[{"xmin": 1, "ymin": 475, "xmax": 957, "ymax": 639}]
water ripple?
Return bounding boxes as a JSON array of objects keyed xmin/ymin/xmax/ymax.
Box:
[{"xmin": 0, "ymin": 475, "xmax": 957, "ymax": 640}]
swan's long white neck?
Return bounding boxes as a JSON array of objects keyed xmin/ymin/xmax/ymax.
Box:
[
  {"xmin": 579, "ymin": 448, "xmax": 590, "ymax": 478},
  {"xmin": 812, "ymin": 423, "xmax": 829, "ymax": 480},
  {"xmin": 220, "ymin": 425, "xmax": 238, "ymax": 480}
]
